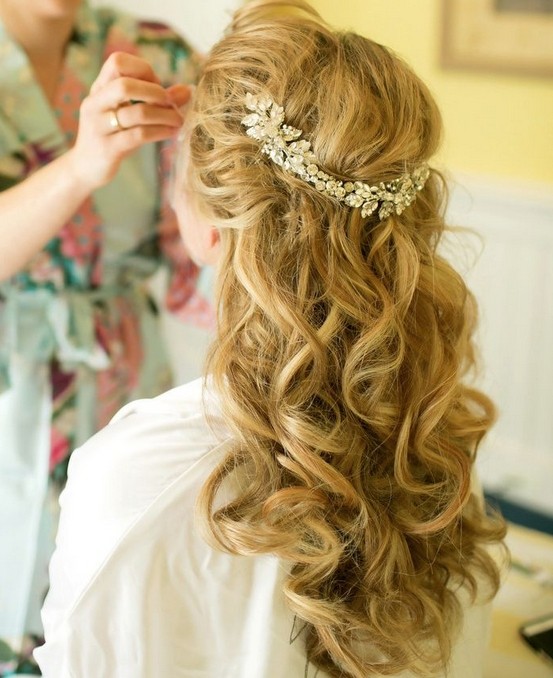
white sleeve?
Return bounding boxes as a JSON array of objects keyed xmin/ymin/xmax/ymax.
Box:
[
  {"xmin": 32, "ymin": 411, "xmax": 160, "ymax": 676},
  {"xmin": 34, "ymin": 391, "xmax": 225, "ymax": 678}
]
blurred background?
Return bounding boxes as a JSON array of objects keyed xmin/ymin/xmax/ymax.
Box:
[{"xmin": 96, "ymin": 0, "xmax": 553, "ymax": 531}]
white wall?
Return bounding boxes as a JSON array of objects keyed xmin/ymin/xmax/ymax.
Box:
[
  {"xmin": 90, "ymin": 0, "xmax": 241, "ymax": 52},
  {"xmin": 447, "ymin": 175, "xmax": 553, "ymax": 516}
]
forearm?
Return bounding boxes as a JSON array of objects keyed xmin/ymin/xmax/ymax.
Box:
[
  {"xmin": 0, "ymin": 150, "xmax": 91, "ymax": 281},
  {"xmin": 0, "ymin": 53, "xmax": 188, "ymax": 283}
]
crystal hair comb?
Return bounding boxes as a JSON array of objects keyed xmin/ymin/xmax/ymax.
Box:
[{"xmin": 241, "ymin": 92, "xmax": 430, "ymax": 221}]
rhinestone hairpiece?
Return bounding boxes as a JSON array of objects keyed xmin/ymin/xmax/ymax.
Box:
[{"xmin": 241, "ymin": 92, "xmax": 430, "ymax": 220}]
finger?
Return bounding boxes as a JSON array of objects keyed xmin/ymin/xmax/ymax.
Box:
[
  {"xmin": 92, "ymin": 77, "xmax": 172, "ymax": 112},
  {"xmin": 166, "ymin": 84, "xmax": 192, "ymax": 108},
  {"xmin": 90, "ymin": 52, "xmax": 160, "ymax": 94},
  {"xmin": 112, "ymin": 103, "xmax": 183, "ymax": 131},
  {"xmin": 111, "ymin": 125, "xmax": 182, "ymax": 153}
]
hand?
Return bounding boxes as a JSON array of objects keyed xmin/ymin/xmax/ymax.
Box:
[{"xmin": 66, "ymin": 52, "xmax": 191, "ymax": 192}]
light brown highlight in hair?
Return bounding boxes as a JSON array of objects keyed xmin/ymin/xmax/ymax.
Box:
[{"xmin": 186, "ymin": 1, "xmax": 507, "ymax": 675}]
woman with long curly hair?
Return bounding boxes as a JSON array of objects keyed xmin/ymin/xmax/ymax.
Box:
[{"xmin": 35, "ymin": 1, "xmax": 506, "ymax": 676}]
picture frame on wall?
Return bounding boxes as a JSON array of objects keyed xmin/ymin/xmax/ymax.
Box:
[{"xmin": 441, "ymin": 0, "xmax": 553, "ymax": 77}]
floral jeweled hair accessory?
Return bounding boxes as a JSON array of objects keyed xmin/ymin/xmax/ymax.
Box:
[{"xmin": 241, "ymin": 92, "xmax": 430, "ymax": 221}]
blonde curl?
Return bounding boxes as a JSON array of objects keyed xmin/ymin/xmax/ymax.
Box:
[{"xmin": 184, "ymin": 1, "xmax": 507, "ymax": 675}]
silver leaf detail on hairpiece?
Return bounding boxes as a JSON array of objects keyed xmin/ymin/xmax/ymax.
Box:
[{"xmin": 241, "ymin": 92, "xmax": 430, "ymax": 221}]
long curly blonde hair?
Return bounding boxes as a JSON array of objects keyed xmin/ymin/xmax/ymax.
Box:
[{"xmin": 186, "ymin": 1, "xmax": 506, "ymax": 675}]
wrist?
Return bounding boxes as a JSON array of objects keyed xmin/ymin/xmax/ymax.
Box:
[{"xmin": 61, "ymin": 147, "xmax": 101, "ymax": 195}]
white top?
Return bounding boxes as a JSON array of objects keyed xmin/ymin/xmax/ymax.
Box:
[{"xmin": 35, "ymin": 378, "xmax": 493, "ymax": 678}]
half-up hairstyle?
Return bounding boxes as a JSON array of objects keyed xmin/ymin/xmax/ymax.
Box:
[{"xmin": 185, "ymin": 1, "xmax": 506, "ymax": 675}]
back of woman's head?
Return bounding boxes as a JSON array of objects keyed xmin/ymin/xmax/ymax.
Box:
[{"xmin": 185, "ymin": 1, "xmax": 506, "ymax": 676}]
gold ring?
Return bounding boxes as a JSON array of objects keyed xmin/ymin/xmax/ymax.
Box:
[{"xmin": 108, "ymin": 108, "xmax": 123, "ymax": 132}]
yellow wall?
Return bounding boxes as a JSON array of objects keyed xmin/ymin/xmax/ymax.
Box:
[{"xmin": 312, "ymin": 0, "xmax": 553, "ymax": 185}]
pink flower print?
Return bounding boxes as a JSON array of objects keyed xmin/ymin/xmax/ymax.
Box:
[
  {"xmin": 137, "ymin": 21, "xmax": 175, "ymax": 38},
  {"xmin": 104, "ymin": 26, "xmax": 140, "ymax": 60},
  {"xmin": 10, "ymin": 141, "xmax": 62, "ymax": 179},
  {"xmin": 59, "ymin": 199, "xmax": 103, "ymax": 269},
  {"xmin": 90, "ymin": 257, "xmax": 102, "ymax": 288},
  {"xmin": 27, "ymin": 251, "xmax": 64, "ymax": 289},
  {"xmin": 54, "ymin": 65, "xmax": 88, "ymax": 143},
  {"xmin": 27, "ymin": 142, "xmax": 60, "ymax": 168},
  {"xmin": 94, "ymin": 297, "xmax": 143, "ymax": 428},
  {"xmin": 59, "ymin": 228, "xmax": 81, "ymax": 261},
  {"xmin": 116, "ymin": 297, "xmax": 143, "ymax": 385},
  {"xmin": 50, "ymin": 427, "xmax": 71, "ymax": 471},
  {"xmin": 166, "ymin": 273, "xmax": 215, "ymax": 330}
]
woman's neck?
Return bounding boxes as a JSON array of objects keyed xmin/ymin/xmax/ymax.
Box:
[
  {"xmin": 0, "ymin": 1, "xmax": 78, "ymax": 59},
  {"xmin": 0, "ymin": 1, "xmax": 79, "ymax": 102}
]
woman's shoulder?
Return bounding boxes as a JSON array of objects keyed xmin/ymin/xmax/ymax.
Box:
[
  {"xmin": 47, "ymin": 378, "xmax": 231, "ymax": 607},
  {"xmin": 68, "ymin": 378, "xmax": 229, "ymax": 509},
  {"xmin": 62, "ymin": 377, "xmax": 230, "ymax": 558},
  {"xmin": 36, "ymin": 379, "xmax": 235, "ymax": 674}
]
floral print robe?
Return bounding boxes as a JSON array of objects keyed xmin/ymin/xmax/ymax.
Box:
[{"xmin": 0, "ymin": 4, "xmax": 211, "ymax": 673}]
